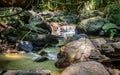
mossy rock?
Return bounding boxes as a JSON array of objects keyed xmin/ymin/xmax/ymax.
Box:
[{"xmin": 76, "ymin": 16, "xmax": 109, "ymax": 34}]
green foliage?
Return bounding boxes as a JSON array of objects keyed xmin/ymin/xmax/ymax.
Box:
[
  {"xmin": 112, "ymin": 13, "xmax": 120, "ymax": 26},
  {"xmin": 34, "ymin": 0, "xmax": 80, "ymax": 13},
  {"xmin": 90, "ymin": 0, "xmax": 101, "ymax": 9},
  {"xmin": 102, "ymin": 23, "xmax": 118, "ymax": 32},
  {"xmin": 30, "ymin": 0, "xmax": 120, "ymax": 15},
  {"xmin": 109, "ymin": 29, "xmax": 117, "ymax": 39},
  {"xmin": 102, "ymin": 23, "xmax": 118, "ymax": 39},
  {"xmin": 105, "ymin": 4, "xmax": 120, "ymax": 26}
]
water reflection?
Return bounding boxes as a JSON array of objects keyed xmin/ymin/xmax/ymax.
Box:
[{"xmin": 4, "ymin": 54, "xmax": 24, "ymax": 59}]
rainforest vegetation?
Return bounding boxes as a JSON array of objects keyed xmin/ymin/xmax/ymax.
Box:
[{"xmin": 0, "ymin": 0, "xmax": 120, "ymax": 75}]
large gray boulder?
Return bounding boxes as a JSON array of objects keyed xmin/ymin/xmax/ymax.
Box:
[
  {"xmin": 55, "ymin": 38, "xmax": 104, "ymax": 68},
  {"xmin": 61, "ymin": 61, "xmax": 110, "ymax": 75}
]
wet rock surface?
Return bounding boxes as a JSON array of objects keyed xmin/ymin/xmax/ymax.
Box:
[{"xmin": 18, "ymin": 41, "xmax": 33, "ymax": 52}]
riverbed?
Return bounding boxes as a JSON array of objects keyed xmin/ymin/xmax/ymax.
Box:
[{"xmin": 0, "ymin": 48, "xmax": 62, "ymax": 75}]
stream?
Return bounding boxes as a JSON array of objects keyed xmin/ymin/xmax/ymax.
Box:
[
  {"xmin": 0, "ymin": 26, "xmax": 76, "ymax": 75},
  {"xmin": 0, "ymin": 24, "xmax": 120, "ymax": 75}
]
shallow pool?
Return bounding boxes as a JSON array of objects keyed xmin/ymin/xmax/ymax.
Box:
[{"xmin": 0, "ymin": 48, "xmax": 62, "ymax": 75}]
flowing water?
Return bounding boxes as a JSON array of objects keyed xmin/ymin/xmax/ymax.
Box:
[{"xmin": 0, "ymin": 47, "xmax": 63, "ymax": 75}]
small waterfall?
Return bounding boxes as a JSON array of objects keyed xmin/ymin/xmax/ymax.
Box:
[{"xmin": 51, "ymin": 23, "xmax": 76, "ymax": 39}]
